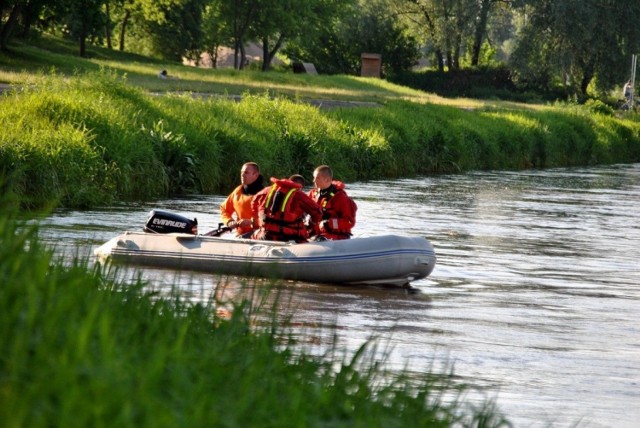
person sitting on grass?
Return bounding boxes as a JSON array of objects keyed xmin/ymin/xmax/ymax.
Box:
[{"xmin": 158, "ymin": 69, "xmax": 179, "ymax": 79}]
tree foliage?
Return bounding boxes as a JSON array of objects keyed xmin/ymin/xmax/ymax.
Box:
[
  {"xmin": 249, "ymin": 0, "xmax": 319, "ymax": 71},
  {"xmin": 105, "ymin": 0, "xmax": 206, "ymax": 60},
  {"xmin": 284, "ymin": 0, "xmax": 419, "ymax": 75},
  {"xmin": 391, "ymin": 0, "xmax": 514, "ymax": 71},
  {"xmin": 200, "ymin": 0, "xmax": 226, "ymax": 67},
  {"xmin": 143, "ymin": 0, "xmax": 205, "ymax": 62},
  {"xmin": 49, "ymin": 0, "xmax": 106, "ymax": 57},
  {"xmin": 217, "ymin": 0, "xmax": 259, "ymax": 69},
  {"xmin": 511, "ymin": 0, "xmax": 640, "ymax": 95},
  {"xmin": 0, "ymin": 0, "xmax": 51, "ymax": 50},
  {"xmin": 1, "ymin": 0, "xmax": 25, "ymax": 50}
]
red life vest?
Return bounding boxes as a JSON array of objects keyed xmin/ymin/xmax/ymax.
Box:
[
  {"xmin": 262, "ymin": 178, "xmax": 308, "ymax": 241},
  {"xmin": 309, "ymin": 181, "xmax": 357, "ymax": 239}
]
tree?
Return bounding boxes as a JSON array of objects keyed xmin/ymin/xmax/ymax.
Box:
[
  {"xmin": 1, "ymin": 0, "xmax": 24, "ymax": 50},
  {"xmin": 282, "ymin": 0, "xmax": 355, "ymax": 74},
  {"xmin": 201, "ymin": 0, "xmax": 228, "ymax": 67},
  {"xmin": 104, "ymin": 0, "xmax": 112, "ymax": 48},
  {"xmin": 218, "ymin": 0, "xmax": 259, "ymax": 69},
  {"xmin": 116, "ymin": 0, "xmax": 132, "ymax": 51},
  {"xmin": 18, "ymin": 0, "xmax": 48, "ymax": 38},
  {"xmin": 107, "ymin": 0, "xmax": 206, "ymax": 60},
  {"xmin": 142, "ymin": 0, "xmax": 206, "ymax": 61},
  {"xmin": 392, "ymin": 0, "xmax": 518, "ymax": 71},
  {"xmin": 284, "ymin": 0, "xmax": 418, "ymax": 75},
  {"xmin": 52, "ymin": 0, "xmax": 106, "ymax": 57},
  {"xmin": 470, "ymin": 0, "xmax": 504, "ymax": 66},
  {"xmin": 393, "ymin": 0, "xmax": 481, "ymax": 71},
  {"xmin": 250, "ymin": 0, "xmax": 291, "ymax": 71},
  {"xmin": 511, "ymin": 0, "xmax": 640, "ymax": 95},
  {"xmin": 356, "ymin": 0, "xmax": 420, "ymax": 74},
  {"xmin": 250, "ymin": 0, "xmax": 330, "ymax": 71},
  {"xmin": 107, "ymin": 0, "xmax": 142, "ymax": 52}
]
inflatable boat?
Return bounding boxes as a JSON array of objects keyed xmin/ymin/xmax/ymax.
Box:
[{"xmin": 94, "ymin": 210, "xmax": 437, "ymax": 286}]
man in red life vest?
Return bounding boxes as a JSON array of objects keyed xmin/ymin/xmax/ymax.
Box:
[
  {"xmin": 220, "ymin": 162, "xmax": 264, "ymax": 237},
  {"xmin": 252, "ymin": 175, "xmax": 323, "ymax": 243},
  {"xmin": 308, "ymin": 165, "xmax": 357, "ymax": 240}
]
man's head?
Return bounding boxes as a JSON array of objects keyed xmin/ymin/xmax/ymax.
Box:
[
  {"xmin": 312, "ymin": 165, "xmax": 333, "ymax": 190},
  {"xmin": 289, "ymin": 174, "xmax": 305, "ymax": 186},
  {"xmin": 241, "ymin": 162, "xmax": 260, "ymax": 186}
]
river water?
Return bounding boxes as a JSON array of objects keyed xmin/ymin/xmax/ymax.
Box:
[{"xmin": 36, "ymin": 164, "xmax": 640, "ymax": 427}]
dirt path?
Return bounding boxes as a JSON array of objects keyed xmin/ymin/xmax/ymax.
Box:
[
  {"xmin": 155, "ymin": 91, "xmax": 381, "ymax": 109},
  {"xmin": 2, "ymin": 84, "xmax": 380, "ymax": 109}
]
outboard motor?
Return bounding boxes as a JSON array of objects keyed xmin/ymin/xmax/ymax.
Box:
[{"xmin": 144, "ymin": 209, "xmax": 198, "ymax": 235}]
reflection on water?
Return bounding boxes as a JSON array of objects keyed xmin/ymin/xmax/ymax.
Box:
[{"xmin": 36, "ymin": 164, "xmax": 640, "ymax": 427}]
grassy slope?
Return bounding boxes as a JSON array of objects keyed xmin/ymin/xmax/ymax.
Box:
[
  {"xmin": 1, "ymin": 35, "xmax": 519, "ymax": 109},
  {"xmin": 1, "ymin": 36, "xmax": 639, "ymax": 210}
]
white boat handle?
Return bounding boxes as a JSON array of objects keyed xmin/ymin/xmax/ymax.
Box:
[{"xmin": 270, "ymin": 248, "xmax": 285, "ymax": 257}]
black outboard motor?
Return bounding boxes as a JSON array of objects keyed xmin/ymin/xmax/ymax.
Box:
[{"xmin": 144, "ymin": 209, "xmax": 198, "ymax": 235}]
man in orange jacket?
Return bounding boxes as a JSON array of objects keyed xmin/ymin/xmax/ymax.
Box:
[
  {"xmin": 308, "ymin": 165, "xmax": 357, "ymax": 240},
  {"xmin": 220, "ymin": 162, "xmax": 264, "ymax": 237}
]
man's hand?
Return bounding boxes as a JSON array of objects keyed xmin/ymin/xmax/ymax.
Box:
[
  {"xmin": 228, "ymin": 219, "xmax": 252, "ymax": 229},
  {"xmin": 237, "ymin": 219, "xmax": 253, "ymax": 228}
]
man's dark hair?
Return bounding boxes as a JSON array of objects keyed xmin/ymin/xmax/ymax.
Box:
[{"xmin": 289, "ymin": 174, "xmax": 305, "ymax": 186}]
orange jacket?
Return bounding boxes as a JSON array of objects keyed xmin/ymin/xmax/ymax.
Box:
[{"xmin": 220, "ymin": 185, "xmax": 260, "ymax": 236}]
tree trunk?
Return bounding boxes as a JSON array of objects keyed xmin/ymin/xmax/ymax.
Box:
[
  {"xmin": 261, "ymin": 33, "xmax": 285, "ymax": 72},
  {"xmin": 452, "ymin": 32, "xmax": 462, "ymax": 70},
  {"xmin": 262, "ymin": 37, "xmax": 269, "ymax": 71},
  {"xmin": 105, "ymin": 0, "xmax": 112, "ymax": 49},
  {"xmin": 21, "ymin": 0, "xmax": 41, "ymax": 38},
  {"xmin": 239, "ymin": 42, "xmax": 247, "ymax": 69},
  {"xmin": 234, "ymin": 38, "xmax": 240, "ymax": 69},
  {"xmin": 0, "ymin": 3, "xmax": 23, "ymax": 51},
  {"xmin": 80, "ymin": 34, "xmax": 87, "ymax": 57},
  {"xmin": 446, "ymin": 51, "xmax": 454, "ymax": 71},
  {"xmin": 233, "ymin": 39, "xmax": 248, "ymax": 69},
  {"xmin": 419, "ymin": 6, "xmax": 446, "ymax": 72},
  {"xmin": 119, "ymin": 10, "xmax": 130, "ymax": 51},
  {"xmin": 435, "ymin": 48, "xmax": 445, "ymax": 72},
  {"xmin": 207, "ymin": 45, "xmax": 218, "ymax": 68},
  {"xmin": 471, "ymin": 0, "xmax": 492, "ymax": 66},
  {"xmin": 581, "ymin": 68, "xmax": 594, "ymax": 95}
]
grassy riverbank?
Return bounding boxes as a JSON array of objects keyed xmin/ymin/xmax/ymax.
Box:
[
  {"xmin": 2, "ymin": 37, "xmax": 640, "ymax": 209},
  {"xmin": 0, "ymin": 205, "xmax": 508, "ymax": 427},
  {"xmin": 3, "ymin": 71, "xmax": 640, "ymax": 209}
]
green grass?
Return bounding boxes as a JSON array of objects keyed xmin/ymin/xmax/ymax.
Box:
[
  {"xmin": 2, "ymin": 36, "xmax": 640, "ymax": 209},
  {"xmin": 0, "ymin": 204, "xmax": 509, "ymax": 427},
  {"xmin": 0, "ymin": 35, "xmax": 506, "ymax": 107}
]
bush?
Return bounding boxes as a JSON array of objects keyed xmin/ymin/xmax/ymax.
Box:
[
  {"xmin": 583, "ymin": 99, "xmax": 615, "ymax": 116},
  {"xmin": 388, "ymin": 66, "xmax": 517, "ymax": 99}
]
